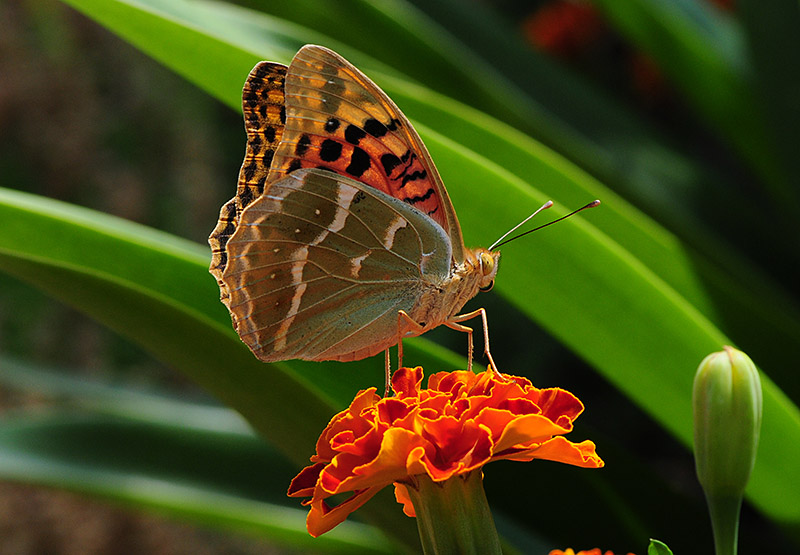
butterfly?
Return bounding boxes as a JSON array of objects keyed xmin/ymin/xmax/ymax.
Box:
[{"xmin": 208, "ymin": 45, "xmax": 500, "ymax": 379}]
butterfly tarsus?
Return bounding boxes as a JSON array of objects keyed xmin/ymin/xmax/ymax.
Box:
[{"xmin": 446, "ymin": 308, "xmax": 500, "ymax": 376}]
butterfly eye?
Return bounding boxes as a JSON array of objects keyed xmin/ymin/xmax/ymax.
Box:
[{"xmin": 479, "ymin": 252, "xmax": 495, "ymax": 276}]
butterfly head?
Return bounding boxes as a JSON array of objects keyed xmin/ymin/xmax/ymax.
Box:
[{"xmin": 477, "ymin": 250, "xmax": 500, "ymax": 293}]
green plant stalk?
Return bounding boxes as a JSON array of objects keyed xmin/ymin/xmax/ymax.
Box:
[
  {"xmin": 404, "ymin": 471, "xmax": 501, "ymax": 555},
  {"xmin": 707, "ymin": 493, "xmax": 741, "ymax": 555}
]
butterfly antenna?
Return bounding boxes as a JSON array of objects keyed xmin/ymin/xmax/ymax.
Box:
[
  {"xmin": 489, "ymin": 201, "xmax": 554, "ymax": 251},
  {"xmin": 491, "ymin": 200, "xmax": 600, "ymax": 250}
]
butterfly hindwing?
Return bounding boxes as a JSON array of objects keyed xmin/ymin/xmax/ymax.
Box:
[
  {"xmin": 222, "ymin": 168, "xmax": 453, "ymax": 362},
  {"xmin": 209, "ymin": 61, "xmax": 288, "ymax": 298}
]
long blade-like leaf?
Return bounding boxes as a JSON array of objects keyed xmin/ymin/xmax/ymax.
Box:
[{"xmin": 0, "ymin": 410, "xmax": 390, "ymax": 554}]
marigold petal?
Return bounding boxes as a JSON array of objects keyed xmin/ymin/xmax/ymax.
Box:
[
  {"xmin": 330, "ymin": 430, "xmax": 356, "ymax": 450},
  {"xmin": 407, "ymin": 424, "xmax": 493, "ymax": 480},
  {"xmin": 323, "ymin": 427, "xmax": 428, "ymax": 494},
  {"xmin": 536, "ymin": 388, "xmax": 585, "ymax": 422},
  {"xmin": 492, "ymin": 412, "xmax": 575, "ymax": 453},
  {"xmin": 287, "ymin": 462, "xmax": 326, "ymax": 498},
  {"xmin": 393, "ymin": 483, "xmax": 416, "ymax": 517},
  {"xmin": 392, "ymin": 366, "xmax": 424, "ymax": 397},
  {"xmin": 316, "ymin": 388, "xmax": 379, "ymax": 460},
  {"xmin": 378, "ymin": 397, "xmax": 413, "ymax": 425},
  {"xmin": 499, "ymin": 436, "xmax": 604, "ymax": 468},
  {"xmin": 499, "ymin": 397, "xmax": 540, "ymax": 414},
  {"xmin": 468, "ymin": 405, "xmax": 515, "ymax": 435},
  {"xmin": 318, "ymin": 429, "xmax": 385, "ymax": 492},
  {"xmin": 428, "ymin": 369, "xmax": 478, "ymax": 394},
  {"xmin": 305, "ymin": 486, "xmax": 383, "ymax": 537}
]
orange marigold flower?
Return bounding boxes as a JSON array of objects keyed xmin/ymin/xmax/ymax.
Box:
[
  {"xmin": 549, "ymin": 550, "xmax": 636, "ymax": 555},
  {"xmin": 288, "ymin": 366, "xmax": 603, "ymax": 536}
]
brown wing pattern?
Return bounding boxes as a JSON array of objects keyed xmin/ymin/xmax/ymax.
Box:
[
  {"xmin": 209, "ymin": 61, "xmax": 288, "ymax": 299},
  {"xmin": 267, "ymin": 45, "xmax": 466, "ymax": 262},
  {"xmin": 223, "ymin": 169, "xmax": 452, "ymax": 362}
]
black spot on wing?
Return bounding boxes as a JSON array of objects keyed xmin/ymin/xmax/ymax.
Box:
[
  {"xmin": 243, "ymin": 160, "xmax": 258, "ymax": 181},
  {"xmin": 319, "ymin": 139, "xmax": 343, "ymax": 162},
  {"xmin": 253, "ymin": 64, "xmax": 270, "ymax": 80},
  {"xmin": 324, "ymin": 117, "xmax": 340, "ymax": 133},
  {"xmin": 262, "ymin": 148, "xmax": 275, "ymax": 169},
  {"xmin": 363, "ymin": 118, "xmax": 388, "ymax": 138},
  {"xmin": 295, "ymin": 134, "xmax": 312, "ymax": 156},
  {"xmin": 286, "ymin": 159, "xmax": 302, "ymax": 174},
  {"xmin": 243, "ymin": 89, "xmax": 259, "ymax": 106},
  {"xmin": 380, "ymin": 153, "xmax": 401, "ymax": 176},
  {"xmin": 222, "ymin": 202, "xmax": 237, "ymax": 228},
  {"xmin": 346, "ymin": 146, "xmax": 371, "ymax": 177},
  {"xmin": 245, "ymin": 112, "xmax": 259, "ymax": 127},
  {"xmin": 344, "ymin": 124, "xmax": 367, "ymax": 145},
  {"xmin": 240, "ymin": 185, "xmax": 254, "ymax": 207},
  {"xmin": 264, "ymin": 126, "xmax": 276, "ymax": 143}
]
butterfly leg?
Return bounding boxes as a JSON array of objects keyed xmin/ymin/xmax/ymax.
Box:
[
  {"xmin": 443, "ymin": 319, "xmax": 474, "ymax": 373},
  {"xmin": 384, "ymin": 348, "xmax": 391, "ymax": 397},
  {"xmin": 447, "ymin": 308, "xmax": 500, "ymax": 375},
  {"xmin": 397, "ymin": 310, "xmax": 427, "ymax": 371}
]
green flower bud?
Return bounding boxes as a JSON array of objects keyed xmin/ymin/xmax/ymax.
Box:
[
  {"xmin": 693, "ymin": 346, "xmax": 762, "ymax": 495},
  {"xmin": 693, "ymin": 346, "xmax": 762, "ymax": 555}
]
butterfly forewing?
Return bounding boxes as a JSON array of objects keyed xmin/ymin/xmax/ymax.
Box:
[
  {"xmin": 223, "ymin": 168, "xmax": 452, "ymax": 362},
  {"xmin": 209, "ymin": 61, "xmax": 288, "ymax": 299},
  {"xmin": 267, "ymin": 45, "xmax": 467, "ymax": 263}
]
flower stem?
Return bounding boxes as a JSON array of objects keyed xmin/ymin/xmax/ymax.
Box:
[
  {"xmin": 707, "ymin": 493, "xmax": 741, "ymax": 555},
  {"xmin": 404, "ymin": 471, "xmax": 502, "ymax": 555}
]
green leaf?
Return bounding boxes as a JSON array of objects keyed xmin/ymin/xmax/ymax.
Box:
[
  {"xmin": 648, "ymin": 538, "xmax": 674, "ymax": 555},
  {"xmin": 0, "ymin": 410, "xmax": 391, "ymax": 554}
]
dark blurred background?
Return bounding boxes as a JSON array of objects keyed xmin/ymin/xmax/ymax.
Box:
[{"xmin": 0, "ymin": 1, "xmax": 284, "ymax": 552}]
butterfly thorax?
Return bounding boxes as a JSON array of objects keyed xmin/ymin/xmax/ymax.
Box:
[{"xmin": 406, "ymin": 248, "xmax": 499, "ymax": 333}]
